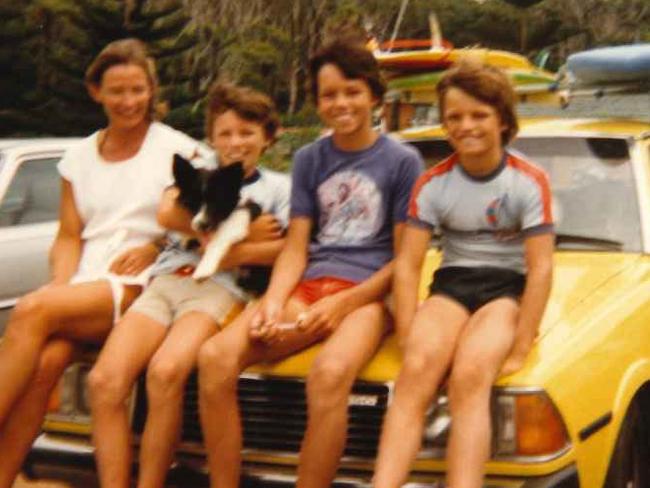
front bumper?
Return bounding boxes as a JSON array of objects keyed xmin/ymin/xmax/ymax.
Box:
[{"xmin": 25, "ymin": 433, "xmax": 579, "ymax": 488}]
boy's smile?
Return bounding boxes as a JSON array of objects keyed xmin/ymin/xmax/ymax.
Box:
[
  {"xmin": 316, "ymin": 64, "xmax": 378, "ymax": 150},
  {"xmin": 442, "ymin": 87, "xmax": 506, "ymax": 172},
  {"xmin": 211, "ymin": 110, "xmax": 269, "ymax": 177}
]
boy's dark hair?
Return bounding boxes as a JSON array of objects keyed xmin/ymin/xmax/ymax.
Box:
[
  {"xmin": 309, "ymin": 41, "xmax": 386, "ymax": 102},
  {"xmin": 437, "ymin": 60, "xmax": 519, "ymax": 145},
  {"xmin": 205, "ymin": 82, "xmax": 280, "ymax": 143},
  {"xmin": 85, "ymin": 38, "xmax": 163, "ymax": 120}
]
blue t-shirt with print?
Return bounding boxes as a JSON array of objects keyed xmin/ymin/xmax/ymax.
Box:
[{"xmin": 290, "ymin": 134, "xmax": 423, "ymax": 283}]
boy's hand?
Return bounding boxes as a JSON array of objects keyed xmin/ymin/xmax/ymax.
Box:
[
  {"xmin": 499, "ymin": 342, "xmax": 532, "ymax": 377},
  {"xmin": 248, "ymin": 214, "xmax": 282, "ymax": 242},
  {"xmin": 249, "ymin": 297, "xmax": 283, "ymax": 342},
  {"xmin": 296, "ymin": 292, "xmax": 352, "ymax": 336}
]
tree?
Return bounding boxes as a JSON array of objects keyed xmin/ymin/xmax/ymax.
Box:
[
  {"xmin": 500, "ymin": 0, "xmax": 545, "ymax": 52},
  {"xmin": 0, "ymin": 0, "xmax": 201, "ymax": 137},
  {"xmin": 0, "ymin": 1, "xmax": 41, "ymax": 134}
]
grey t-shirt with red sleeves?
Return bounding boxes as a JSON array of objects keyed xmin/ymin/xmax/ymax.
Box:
[
  {"xmin": 291, "ymin": 134, "xmax": 424, "ymax": 283},
  {"xmin": 408, "ymin": 151, "xmax": 554, "ymax": 274}
]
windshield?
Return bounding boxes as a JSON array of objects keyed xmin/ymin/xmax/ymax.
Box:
[{"xmin": 408, "ymin": 136, "xmax": 642, "ymax": 252}]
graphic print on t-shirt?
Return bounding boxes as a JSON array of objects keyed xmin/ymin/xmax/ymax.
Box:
[
  {"xmin": 485, "ymin": 194, "xmax": 512, "ymax": 227},
  {"xmin": 485, "ymin": 193, "xmax": 519, "ymax": 241},
  {"xmin": 317, "ymin": 170, "xmax": 382, "ymax": 245}
]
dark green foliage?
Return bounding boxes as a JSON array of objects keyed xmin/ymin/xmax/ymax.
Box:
[
  {"xmin": 501, "ymin": 0, "xmax": 545, "ymax": 8},
  {"xmin": 260, "ymin": 126, "xmax": 322, "ymax": 173},
  {"xmin": 1, "ymin": 0, "xmax": 647, "ymax": 137},
  {"xmin": 0, "ymin": 0, "xmax": 202, "ymax": 136}
]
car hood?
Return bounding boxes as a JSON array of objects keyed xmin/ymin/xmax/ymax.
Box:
[{"xmin": 247, "ymin": 252, "xmax": 640, "ymax": 383}]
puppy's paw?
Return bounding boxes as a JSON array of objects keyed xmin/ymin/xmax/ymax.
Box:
[{"xmin": 192, "ymin": 261, "xmax": 214, "ymax": 281}]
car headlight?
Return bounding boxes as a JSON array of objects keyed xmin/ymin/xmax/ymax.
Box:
[
  {"xmin": 494, "ymin": 388, "xmax": 570, "ymax": 460},
  {"xmin": 418, "ymin": 387, "xmax": 570, "ymax": 461},
  {"xmin": 45, "ymin": 363, "xmax": 92, "ymax": 429}
]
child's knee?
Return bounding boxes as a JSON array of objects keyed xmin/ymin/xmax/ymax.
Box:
[
  {"xmin": 88, "ymin": 365, "xmax": 130, "ymax": 407},
  {"xmin": 146, "ymin": 358, "xmax": 187, "ymax": 400},
  {"xmin": 307, "ymin": 357, "xmax": 354, "ymax": 403},
  {"xmin": 198, "ymin": 340, "xmax": 241, "ymax": 396},
  {"xmin": 449, "ymin": 358, "xmax": 493, "ymax": 404}
]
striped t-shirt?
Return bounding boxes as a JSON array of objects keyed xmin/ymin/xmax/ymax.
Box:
[{"xmin": 408, "ymin": 150, "xmax": 554, "ymax": 274}]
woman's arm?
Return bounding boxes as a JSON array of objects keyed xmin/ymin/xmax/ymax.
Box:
[
  {"xmin": 391, "ymin": 224, "xmax": 432, "ymax": 345},
  {"xmin": 49, "ymin": 179, "xmax": 83, "ymax": 284},
  {"xmin": 500, "ymin": 232, "xmax": 554, "ymax": 375}
]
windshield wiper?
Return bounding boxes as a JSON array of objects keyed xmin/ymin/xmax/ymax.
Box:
[{"xmin": 555, "ymin": 233, "xmax": 624, "ymax": 251}]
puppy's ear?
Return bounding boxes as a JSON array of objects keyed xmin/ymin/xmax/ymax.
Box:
[
  {"xmin": 206, "ymin": 161, "xmax": 245, "ymax": 221},
  {"xmin": 173, "ymin": 154, "xmax": 198, "ymax": 191},
  {"xmin": 173, "ymin": 154, "xmax": 202, "ymax": 214}
]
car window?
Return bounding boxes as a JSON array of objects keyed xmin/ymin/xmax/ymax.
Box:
[
  {"xmin": 0, "ymin": 157, "xmax": 61, "ymax": 227},
  {"xmin": 514, "ymin": 137, "xmax": 640, "ymax": 251},
  {"xmin": 408, "ymin": 139, "xmax": 454, "ymax": 167},
  {"xmin": 407, "ymin": 136, "xmax": 642, "ymax": 252}
]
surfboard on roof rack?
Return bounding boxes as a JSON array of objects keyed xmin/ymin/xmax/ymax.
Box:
[
  {"xmin": 374, "ymin": 44, "xmax": 535, "ymax": 74},
  {"xmin": 567, "ymin": 44, "xmax": 650, "ymax": 86},
  {"xmin": 387, "ymin": 68, "xmax": 556, "ymax": 92}
]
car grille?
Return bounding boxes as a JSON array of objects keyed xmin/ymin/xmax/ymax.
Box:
[{"xmin": 132, "ymin": 373, "xmax": 390, "ymax": 459}]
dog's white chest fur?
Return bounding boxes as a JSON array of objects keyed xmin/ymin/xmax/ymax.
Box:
[{"xmin": 192, "ymin": 207, "xmax": 252, "ymax": 280}]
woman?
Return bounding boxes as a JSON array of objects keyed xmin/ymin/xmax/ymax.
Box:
[
  {"xmin": 373, "ymin": 61, "xmax": 554, "ymax": 488},
  {"xmin": 0, "ymin": 38, "xmax": 205, "ymax": 486}
]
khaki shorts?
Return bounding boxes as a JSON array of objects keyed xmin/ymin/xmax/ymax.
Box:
[{"xmin": 129, "ymin": 274, "xmax": 244, "ymax": 328}]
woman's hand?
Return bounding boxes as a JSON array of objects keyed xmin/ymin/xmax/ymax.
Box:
[
  {"xmin": 247, "ymin": 214, "xmax": 282, "ymax": 242},
  {"xmin": 296, "ymin": 291, "xmax": 354, "ymax": 337},
  {"xmin": 109, "ymin": 243, "xmax": 159, "ymax": 276}
]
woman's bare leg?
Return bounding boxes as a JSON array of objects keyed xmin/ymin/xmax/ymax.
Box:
[
  {"xmin": 446, "ymin": 298, "xmax": 518, "ymax": 488},
  {"xmin": 373, "ymin": 296, "xmax": 469, "ymax": 488},
  {"xmin": 88, "ymin": 312, "xmax": 168, "ymax": 488},
  {"xmin": 137, "ymin": 312, "xmax": 219, "ymax": 488},
  {"xmin": 0, "ymin": 281, "xmax": 134, "ymax": 427},
  {"xmin": 297, "ymin": 302, "xmax": 386, "ymax": 488},
  {"xmin": 0, "ymin": 339, "xmax": 75, "ymax": 488}
]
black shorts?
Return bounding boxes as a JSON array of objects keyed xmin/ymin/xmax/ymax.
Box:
[{"xmin": 428, "ymin": 266, "xmax": 526, "ymax": 313}]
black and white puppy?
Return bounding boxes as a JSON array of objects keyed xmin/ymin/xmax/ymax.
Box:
[{"xmin": 172, "ymin": 154, "xmax": 262, "ymax": 281}]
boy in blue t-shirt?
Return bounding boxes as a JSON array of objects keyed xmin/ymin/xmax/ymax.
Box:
[{"xmin": 197, "ymin": 41, "xmax": 423, "ymax": 488}]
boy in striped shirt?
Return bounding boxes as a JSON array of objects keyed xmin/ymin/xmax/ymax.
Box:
[{"xmin": 374, "ymin": 61, "xmax": 554, "ymax": 488}]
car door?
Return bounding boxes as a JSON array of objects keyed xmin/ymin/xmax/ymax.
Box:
[{"xmin": 0, "ymin": 146, "xmax": 65, "ymax": 334}]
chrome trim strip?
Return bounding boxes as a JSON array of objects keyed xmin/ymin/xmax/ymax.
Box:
[
  {"xmin": 32, "ymin": 433, "xmax": 94, "ymax": 455},
  {"xmin": 630, "ymin": 140, "xmax": 650, "ymax": 253}
]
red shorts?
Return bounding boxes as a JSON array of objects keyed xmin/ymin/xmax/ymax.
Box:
[{"xmin": 291, "ymin": 277, "xmax": 356, "ymax": 305}]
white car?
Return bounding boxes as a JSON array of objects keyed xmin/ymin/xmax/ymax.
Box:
[{"xmin": 0, "ymin": 139, "xmax": 79, "ymax": 334}]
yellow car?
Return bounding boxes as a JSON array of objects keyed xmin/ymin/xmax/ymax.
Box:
[{"xmin": 26, "ymin": 118, "xmax": 650, "ymax": 487}]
